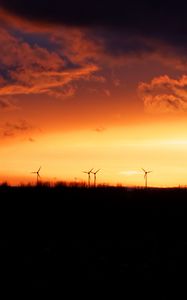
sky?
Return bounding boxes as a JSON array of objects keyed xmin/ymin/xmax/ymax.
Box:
[{"xmin": 1, "ymin": 0, "xmax": 187, "ymax": 186}]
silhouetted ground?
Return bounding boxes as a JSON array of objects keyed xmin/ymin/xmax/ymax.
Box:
[{"xmin": 0, "ymin": 185, "xmax": 187, "ymax": 294}]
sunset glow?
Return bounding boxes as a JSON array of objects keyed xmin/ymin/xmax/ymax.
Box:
[{"xmin": 1, "ymin": 2, "xmax": 187, "ymax": 187}]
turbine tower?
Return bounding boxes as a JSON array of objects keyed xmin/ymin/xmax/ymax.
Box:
[
  {"xmin": 91, "ymin": 169, "xmax": 100, "ymax": 187},
  {"xmin": 83, "ymin": 168, "xmax": 93, "ymax": 187},
  {"xmin": 31, "ymin": 166, "xmax": 41, "ymax": 185},
  {"xmin": 141, "ymin": 168, "xmax": 152, "ymax": 188}
]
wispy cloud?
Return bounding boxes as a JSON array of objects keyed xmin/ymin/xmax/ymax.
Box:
[
  {"xmin": 138, "ymin": 75, "xmax": 187, "ymax": 113},
  {"xmin": 1, "ymin": 119, "xmax": 34, "ymax": 138}
]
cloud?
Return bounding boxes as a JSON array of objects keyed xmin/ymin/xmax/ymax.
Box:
[
  {"xmin": 138, "ymin": 75, "xmax": 187, "ymax": 113},
  {"xmin": 0, "ymin": 65, "xmax": 98, "ymax": 96},
  {"xmin": 0, "ymin": 27, "xmax": 99, "ymax": 100}
]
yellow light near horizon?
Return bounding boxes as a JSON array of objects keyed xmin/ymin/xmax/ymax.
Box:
[{"xmin": 1, "ymin": 125, "xmax": 187, "ymax": 187}]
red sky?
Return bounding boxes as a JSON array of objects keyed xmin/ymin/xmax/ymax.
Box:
[{"xmin": 1, "ymin": 6, "xmax": 187, "ymax": 187}]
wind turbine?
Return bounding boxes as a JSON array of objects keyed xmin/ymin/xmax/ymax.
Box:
[
  {"xmin": 83, "ymin": 168, "xmax": 93, "ymax": 187},
  {"xmin": 91, "ymin": 169, "xmax": 100, "ymax": 187},
  {"xmin": 31, "ymin": 166, "xmax": 41, "ymax": 185},
  {"xmin": 141, "ymin": 168, "xmax": 152, "ymax": 188}
]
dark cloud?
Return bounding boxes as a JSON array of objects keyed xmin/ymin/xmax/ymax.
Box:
[
  {"xmin": 89, "ymin": 29, "xmax": 156, "ymax": 57},
  {"xmin": 0, "ymin": 1, "xmax": 187, "ymax": 40},
  {"xmin": 1, "ymin": 1, "xmax": 187, "ymax": 56}
]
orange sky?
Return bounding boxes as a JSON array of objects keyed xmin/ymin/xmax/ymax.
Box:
[{"xmin": 1, "ymin": 9, "xmax": 187, "ymax": 187}]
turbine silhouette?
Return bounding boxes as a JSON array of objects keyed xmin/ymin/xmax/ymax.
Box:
[
  {"xmin": 141, "ymin": 168, "xmax": 152, "ymax": 188},
  {"xmin": 31, "ymin": 166, "xmax": 41, "ymax": 185},
  {"xmin": 91, "ymin": 169, "xmax": 100, "ymax": 187},
  {"xmin": 83, "ymin": 168, "xmax": 93, "ymax": 187}
]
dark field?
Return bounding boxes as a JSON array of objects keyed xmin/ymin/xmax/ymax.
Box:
[{"xmin": 1, "ymin": 185, "xmax": 187, "ymax": 291}]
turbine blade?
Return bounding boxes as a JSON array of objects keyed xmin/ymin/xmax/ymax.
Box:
[
  {"xmin": 89, "ymin": 168, "xmax": 94, "ymax": 173},
  {"xmin": 95, "ymin": 169, "xmax": 100, "ymax": 174},
  {"xmin": 141, "ymin": 168, "xmax": 146, "ymax": 173},
  {"xmin": 38, "ymin": 166, "xmax": 41, "ymax": 172}
]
